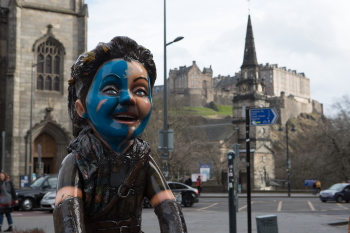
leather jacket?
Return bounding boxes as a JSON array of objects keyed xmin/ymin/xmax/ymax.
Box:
[{"xmin": 53, "ymin": 138, "xmax": 187, "ymax": 233}]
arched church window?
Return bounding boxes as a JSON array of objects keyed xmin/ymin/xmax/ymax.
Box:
[
  {"xmin": 37, "ymin": 75, "xmax": 44, "ymax": 90},
  {"xmin": 46, "ymin": 55, "xmax": 52, "ymax": 73},
  {"xmin": 45, "ymin": 76, "xmax": 52, "ymax": 90},
  {"xmin": 54, "ymin": 77, "xmax": 60, "ymax": 91},
  {"xmin": 35, "ymin": 37, "xmax": 64, "ymax": 92},
  {"xmin": 37, "ymin": 54, "xmax": 44, "ymax": 73},
  {"xmin": 54, "ymin": 56, "xmax": 60, "ymax": 74}
]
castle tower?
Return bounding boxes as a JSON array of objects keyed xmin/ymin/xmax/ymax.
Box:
[{"xmin": 233, "ymin": 15, "xmax": 275, "ymax": 191}]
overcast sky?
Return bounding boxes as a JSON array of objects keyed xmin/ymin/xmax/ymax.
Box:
[{"xmin": 85, "ymin": 0, "xmax": 350, "ymax": 115}]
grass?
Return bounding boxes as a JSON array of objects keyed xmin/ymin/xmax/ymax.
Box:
[{"xmin": 170, "ymin": 105, "xmax": 232, "ymax": 116}]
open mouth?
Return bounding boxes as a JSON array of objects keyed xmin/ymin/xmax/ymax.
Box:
[{"xmin": 113, "ymin": 113, "xmax": 139, "ymax": 124}]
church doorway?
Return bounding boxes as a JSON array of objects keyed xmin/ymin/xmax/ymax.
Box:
[{"xmin": 34, "ymin": 132, "xmax": 56, "ymax": 174}]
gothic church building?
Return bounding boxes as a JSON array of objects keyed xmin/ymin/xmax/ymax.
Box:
[{"xmin": 0, "ymin": 0, "xmax": 88, "ymax": 186}]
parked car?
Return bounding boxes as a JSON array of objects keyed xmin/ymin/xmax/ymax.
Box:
[
  {"xmin": 40, "ymin": 191, "xmax": 56, "ymax": 213},
  {"xmin": 319, "ymin": 183, "xmax": 350, "ymax": 203},
  {"xmin": 15, "ymin": 174, "xmax": 57, "ymax": 211},
  {"xmin": 167, "ymin": 181, "xmax": 199, "ymax": 207}
]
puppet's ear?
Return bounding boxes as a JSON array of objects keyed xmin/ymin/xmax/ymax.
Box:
[{"xmin": 75, "ymin": 99, "xmax": 86, "ymax": 118}]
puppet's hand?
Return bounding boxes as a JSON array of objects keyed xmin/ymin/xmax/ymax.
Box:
[
  {"xmin": 53, "ymin": 196, "xmax": 86, "ymax": 233},
  {"xmin": 154, "ymin": 199, "xmax": 187, "ymax": 233}
]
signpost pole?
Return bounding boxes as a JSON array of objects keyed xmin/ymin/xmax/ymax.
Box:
[
  {"xmin": 246, "ymin": 107, "xmax": 279, "ymax": 233},
  {"xmin": 246, "ymin": 107, "xmax": 252, "ymax": 233}
]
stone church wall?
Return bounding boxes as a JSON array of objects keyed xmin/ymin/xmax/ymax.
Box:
[
  {"xmin": 253, "ymin": 152, "xmax": 275, "ymax": 190},
  {"xmin": 1, "ymin": 0, "xmax": 87, "ymax": 185}
]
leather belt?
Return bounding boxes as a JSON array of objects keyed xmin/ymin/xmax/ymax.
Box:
[
  {"xmin": 96, "ymin": 225, "xmax": 141, "ymax": 233},
  {"xmin": 85, "ymin": 219, "xmax": 142, "ymax": 233}
]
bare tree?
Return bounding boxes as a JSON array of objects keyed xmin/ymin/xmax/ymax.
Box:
[{"xmin": 273, "ymin": 96, "xmax": 350, "ymax": 189}]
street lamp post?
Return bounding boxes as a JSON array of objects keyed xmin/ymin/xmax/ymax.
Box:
[
  {"xmin": 279, "ymin": 123, "xmax": 296, "ymax": 197},
  {"xmin": 163, "ymin": 0, "xmax": 184, "ymax": 181},
  {"xmin": 29, "ymin": 60, "xmax": 44, "ymax": 184}
]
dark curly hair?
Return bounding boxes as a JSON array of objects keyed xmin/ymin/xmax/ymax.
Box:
[{"xmin": 68, "ymin": 36, "xmax": 157, "ymax": 137}]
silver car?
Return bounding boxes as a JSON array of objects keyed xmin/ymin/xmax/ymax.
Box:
[{"xmin": 40, "ymin": 191, "xmax": 56, "ymax": 213}]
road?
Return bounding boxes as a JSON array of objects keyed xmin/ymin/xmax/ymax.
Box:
[
  {"xmin": 195, "ymin": 197, "xmax": 350, "ymax": 216},
  {"xmin": 10, "ymin": 197, "xmax": 349, "ymax": 232}
]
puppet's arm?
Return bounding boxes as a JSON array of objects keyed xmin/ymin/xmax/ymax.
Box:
[
  {"xmin": 153, "ymin": 199, "xmax": 187, "ymax": 233},
  {"xmin": 53, "ymin": 153, "xmax": 86, "ymax": 233},
  {"xmin": 145, "ymin": 156, "xmax": 187, "ymax": 233}
]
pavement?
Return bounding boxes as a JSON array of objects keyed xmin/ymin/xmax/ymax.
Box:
[{"xmin": 8, "ymin": 193, "xmax": 349, "ymax": 233}]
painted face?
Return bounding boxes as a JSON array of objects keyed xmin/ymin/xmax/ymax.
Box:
[{"xmin": 83, "ymin": 59, "xmax": 152, "ymax": 153}]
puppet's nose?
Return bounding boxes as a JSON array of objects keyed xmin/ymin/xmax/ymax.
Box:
[{"xmin": 119, "ymin": 90, "xmax": 136, "ymax": 106}]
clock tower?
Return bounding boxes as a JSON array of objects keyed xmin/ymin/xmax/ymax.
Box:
[{"xmin": 233, "ymin": 15, "xmax": 275, "ymax": 191}]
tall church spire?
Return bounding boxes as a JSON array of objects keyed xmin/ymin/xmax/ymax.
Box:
[{"xmin": 241, "ymin": 15, "xmax": 258, "ymax": 69}]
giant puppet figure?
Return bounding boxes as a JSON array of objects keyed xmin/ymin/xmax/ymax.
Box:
[{"xmin": 53, "ymin": 36, "xmax": 187, "ymax": 233}]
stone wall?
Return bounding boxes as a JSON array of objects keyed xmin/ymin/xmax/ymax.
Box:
[
  {"xmin": 269, "ymin": 92, "xmax": 323, "ymax": 125},
  {"xmin": 173, "ymin": 87, "xmax": 235, "ymax": 107}
]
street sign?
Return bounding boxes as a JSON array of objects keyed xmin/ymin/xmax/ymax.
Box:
[{"xmin": 249, "ymin": 108, "xmax": 279, "ymax": 126}]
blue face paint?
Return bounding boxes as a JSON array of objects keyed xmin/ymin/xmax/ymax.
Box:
[{"xmin": 84, "ymin": 59, "xmax": 152, "ymax": 153}]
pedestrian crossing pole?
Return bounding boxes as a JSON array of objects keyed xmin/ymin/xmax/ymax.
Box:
[{"xmin": 228, "ymin": 150, "xmax": 237, "ymax": 233}]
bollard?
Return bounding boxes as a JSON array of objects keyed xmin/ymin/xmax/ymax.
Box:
[{"xmin": 256, "ymin": 215, "xmax": 278, "ymax": 233}]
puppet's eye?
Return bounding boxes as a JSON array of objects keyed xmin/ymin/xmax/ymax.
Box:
[
  {"xmin": 133, "ymin": 88, "xmax": 148, "ymax": 97},
  {"xmin": 102, "ymin": 86, "xmax": 119, "ymax": 95}
]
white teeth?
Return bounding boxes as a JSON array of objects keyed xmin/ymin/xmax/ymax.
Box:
[{"xmin": 114, "ymin": 114, "xmax": 137, "ymax": 120}]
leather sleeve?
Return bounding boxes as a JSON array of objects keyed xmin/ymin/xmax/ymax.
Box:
[
  {"xmin": 154, "ymin": 199, "xmax": 188, "ymax": 233},
  {"xmin": 57, "ymin": 153, "xmax": 84, "ymax": 191},
  {"xmin": 145, "ymin": 156, "xmax": 187, "ymax": 233},
  {"xmin": 53, "ymin": 197, "xmax": 86, "ymax": 233},
  {"xmin": 144, "ymin": 155, "xmax": 169, "ymax": 200},
  {"xmin": 54, "ymin": 153, "xmax": 85, "ymax": 233}
]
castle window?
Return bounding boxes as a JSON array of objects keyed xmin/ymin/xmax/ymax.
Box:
[{"xmin": 36, "ymin": 37, "xmax": 64, "ymax": 92}]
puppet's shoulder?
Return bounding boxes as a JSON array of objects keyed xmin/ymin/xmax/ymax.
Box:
[
  {"xmin": 57, "ymin": 153, "xmax": 82, "ymax": 189},
  {"xmin": 61, "ymin": 152, "xmax": 76, "ymax": 166}
]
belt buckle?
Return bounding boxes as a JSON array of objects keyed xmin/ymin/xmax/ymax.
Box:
[
  {"xmin": 119, "ymin": 226, "xmax": 129, "ymax": 233},
  {"xmin": 118, "ymin": 184, "xmax": 133, "ymax": 198}
]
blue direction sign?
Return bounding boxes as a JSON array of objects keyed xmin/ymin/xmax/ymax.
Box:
[{"xmin": 249, "ymin": 108, "xmax": 279, "ymax": 126}]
